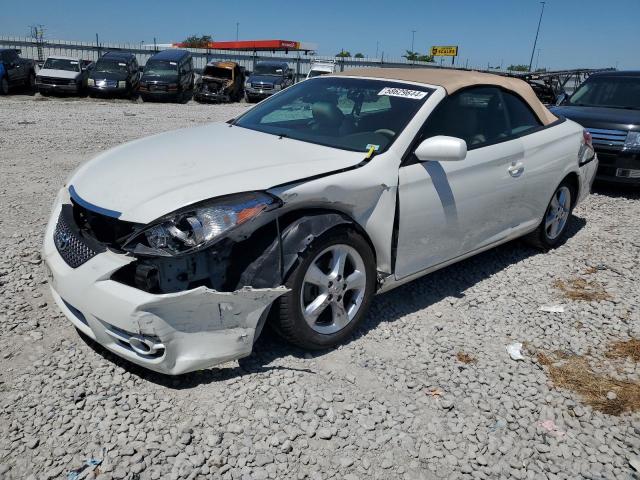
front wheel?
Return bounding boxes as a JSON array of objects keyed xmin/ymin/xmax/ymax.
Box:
[
  {"xmin": 0, "ymin": 77, "xmax": 9, "ymax": 95},
  {"xmin": 274, "ymin": 228, "xmax": 376, "ymax": 350},
  {"xmin": 525, "ymin": 181, "xmax": 574, "ymax": 249}
]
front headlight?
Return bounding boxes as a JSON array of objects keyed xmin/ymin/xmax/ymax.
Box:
[
  {"xmin": 244, "ymin": 80, "xmax": 251, "ymax": 88},
  {"xmin": 274, "ymin": 84, "xmax": 282, "ymax": 91},
  {"xmin": 624, "ymin": 131, "xmax": 640, "ymax": 151},
  {"xmin": 129, "ymin": 192, "xmax": 280, "ymax": 255},
  {"xmin": 118, "ymin": 81, "xmax": 126, "ymax": 88},
  {"xmin": 87, "ymin": 78, "xmax": 95, "ymax": 86}
]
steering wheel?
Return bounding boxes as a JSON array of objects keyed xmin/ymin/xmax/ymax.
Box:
[{"xmin": 375, "ymin": 129, "xmax": 395, "ymax": 139}]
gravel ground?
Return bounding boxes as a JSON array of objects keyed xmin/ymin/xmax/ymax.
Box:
[{"xmin": 0, "ymin": 94, "xmax": 639, "ymax": 480}]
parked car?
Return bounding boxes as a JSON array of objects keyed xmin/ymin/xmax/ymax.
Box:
[
  {"xmin": 552, "ymin": 71, "xmax": 640, "ymax": 184},
  {"xmin": 36, "ymin": 56, "xmax": 93, "ymax": 95},
  {"xmin": 88, "ymin": 52, "xmax": 141, "ymax": 98},
  {"xmin": 0, "ymin": 48, "xmax": 36, "ymax": 95},
  {"xmin": 139, "ymin": 49, "xmax": 194, "ymax": 102},
  {"xmin": 44, "ymin": 69, "xmax": 596, "ymax": 374},
  {"xmin": 194, "ymin": 61, "xmax": 244, "ymax": 103},
  {"xmin": 306, "ymin": 60, "xmax": 337, "ymax": 79},
  {"xmin": 244, "ymin": 61, "xmax": 293, "ymax": 102}
]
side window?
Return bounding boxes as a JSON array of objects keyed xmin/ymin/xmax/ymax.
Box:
[
  {"xmin": 421, "ymin": 87, "xmax": 510, "ymax": 148},
  {"xmin": 502, "ymin": 91, "xmax": 542, "ymax": 135}
]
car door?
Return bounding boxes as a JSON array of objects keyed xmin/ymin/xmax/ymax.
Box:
[
  {"xmin": 3, "ymin": 50, "xmax": 24, "ymax": 84},
  {"xmin": 395, "ymin": 87, "xmax": 528, "ymax": 279}
]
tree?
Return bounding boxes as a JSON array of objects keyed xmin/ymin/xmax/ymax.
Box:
[
  {"xmin": 403, "ymin": 50, "xmax": 434, "ymax": 62},
  {"xmin": 354, "ymin": 52, "xmax": 365, "ymax": 58},
  {"xmin": 335, "ymin": 50, "xmax": 351, "ymax": 58},
  {"xmin": 182, "ymin": 35, "xmax": 212, "ymax": 48},
  {"xmin": 507, "ymin": 64, "xmax": 529, "ymax": 72}
]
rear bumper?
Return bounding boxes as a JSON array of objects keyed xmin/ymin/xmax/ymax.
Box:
[
  {"xmin": 577, "ymin": 154, "xmax": 599, "ymax": 204},
  {"xmin": 594, "ymin": 149, "xmax": 640, "ymax": 184},
  {"xmin": 43, "ymin": 189, "xmax": 288, "ymax": 375}
]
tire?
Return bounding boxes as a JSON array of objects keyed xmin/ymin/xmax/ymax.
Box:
[
  {"xmin": 274, "ymin": 228, "xmax": 376, "ymax": 350},
  {"xmin": 0, "ymin": 76, "xmax": 9, "ymax": 95},
  {"xmin": 27, "ymin": 71, "xmax": 36, "ymax": 90},
  {"xmin": 525, "ymin": 179, "xmax": 575, "ymax": 250}
]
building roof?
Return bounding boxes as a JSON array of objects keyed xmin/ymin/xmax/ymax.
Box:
[{"xmin": 334, "ymin": 67, "xmax": 558, "ymax": 125}]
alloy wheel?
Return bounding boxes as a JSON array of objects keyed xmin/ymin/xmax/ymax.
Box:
[
  {"xmin": 545, "ymin": 186, "xmax": 571, "ymax": 240},
  {"xmin": 299, "ymin": 244, "xmax": 367, "ymax": 335}
]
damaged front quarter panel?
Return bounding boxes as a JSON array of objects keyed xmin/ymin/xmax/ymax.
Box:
[{"xmin": 132, "ymin": 285, "xmax": 288, "ymax": 374}]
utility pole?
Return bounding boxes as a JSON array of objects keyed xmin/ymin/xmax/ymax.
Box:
[
  {"xmin": 410, "ymin": 30, "xmax": 416, "ymax": 53},
  {"xmin": 528, "ymin": 1, "xmax": 546, "ymax": 72},
  {"xmin": 535, "ymin": 49, "xmax": 541, "ymax": 70},
  {"xmin": 375, "ymin": 40, "xmax": 379, "ymax": 59},
  {"xmin": 236, "ymin": 22, "xmax": 239, "ymax": 41}
]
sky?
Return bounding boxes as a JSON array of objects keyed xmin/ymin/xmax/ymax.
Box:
[{"xmin": 1, "ymin": 0, "xmax": 639, "ymax": 70}]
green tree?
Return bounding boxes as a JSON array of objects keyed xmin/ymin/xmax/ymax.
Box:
[
  {"xmin": 507, "ymin": 64, "xmax": 530, "ymax": 72},
  {"xmin": 354, "ymin": 52, "xmax": 365, "ymax": 58},
  {"xmin": 182, "ymin": 35, "xmax": 212, "ymax": 48},
  {"xmin": 403, "ymin": 50, "xmax": 419, "ymax": 61},
  {"xmin": 417, "ymin": 54, "xmax": 434, "ymax": 62},
  {"xmin": 335, "ymin": 50, "xmax": 351, "ymax": 58}
]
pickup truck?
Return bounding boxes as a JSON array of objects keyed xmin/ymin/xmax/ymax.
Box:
[
  {"xmin": 0, "ymin": 49, "xmax": 36, "ymax": 95},
  {"xmin": 243, "ymin": 61, "xmax": 293, "ymax": 102},
  {"xmin": 36, "ymin": 56, "xmax": 93, "ymax": 95}
]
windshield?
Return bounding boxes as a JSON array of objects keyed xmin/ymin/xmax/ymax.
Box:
[
  {"xmin": 203, "ymin": 66, "xmax": 232, "ymax": 79},
  {"xmin": 568, "ymin": 76, "xmax": 640, "ymax": 110},
  {"xmin": 95, "ymin": 59, "xmax": 129, "ymax": 74},
  {"xmin": 254, "ymin": 64, "xmax": 285, "ymax": 76},
  {"xmin": 43, "ymin": 58, "xmax": 80, "ymax": 72},
  {"xmin": 144, "ymin": 60, "xmax": 178, "ymax": 77},
  {"xmin": 235, "ymin": 77, "xmax": 433, "ymax": 153}
]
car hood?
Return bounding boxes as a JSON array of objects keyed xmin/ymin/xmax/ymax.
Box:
[
  {"xmin": 89, "ymin": 71, "xmax": 128, "ymax": 81},
  {"xmin": 551, "ymin": 105, "xmax": 640, "ymax": 130},
  {"xmin": 38, "ymin": 68, "xmax": 80, "ymax": 80},
  {"xmin": 248, "ymin": 74, "xmax": 284, "ymax": 84},
  {"xmin": 68, "ymin": 123, "xmax": 365, "ymax": 223}
]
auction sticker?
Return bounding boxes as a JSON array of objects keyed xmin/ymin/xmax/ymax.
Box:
[{"xmin": 378, "ymin": 87, "xmax": 428, "ymax": 100}]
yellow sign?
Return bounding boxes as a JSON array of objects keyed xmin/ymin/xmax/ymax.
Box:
[{"xmin": 430, "ymin": 46, "xmax": 458, "ymax": 57}]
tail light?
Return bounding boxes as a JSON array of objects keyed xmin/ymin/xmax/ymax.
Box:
[
  {"xmin": 583, "ymin": 129, "xmax": 593, "ymax": 147},
  {"xmin": 579, "ymin": 129, "xmax": 595, "ymax": 165}
]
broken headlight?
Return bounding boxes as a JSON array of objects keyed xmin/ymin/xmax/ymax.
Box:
[{"xmin": 130, "ymin": 192, "xmax": 279, "ymax": 255}]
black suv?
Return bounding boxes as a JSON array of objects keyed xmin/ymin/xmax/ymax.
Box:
[
  {"xmin": 139, "ymin": 49, "xmax": 194, "ymax": 102},
  {"xmin": 88, "ymin": 52, "xmax": 141, "ymax": 98},
  {"xmin": 552, "ymin": 71, "xmax": 640, "ymax": 185},
  {"xmin": 0, "ymin": 48, "xmax": 36, "ymax": 95},
  {"xmin": 244, "ymin": 61, "xmax": 293, "ymax": 102}
]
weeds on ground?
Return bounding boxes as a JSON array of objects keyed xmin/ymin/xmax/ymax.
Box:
[
  {"xmin": 456, "ymin": 352, "xmax": 476, "ymax": 364},
  {"xmin": 553, "ymin": 277, "xmax": 611, "ymax": 302},
  {"xmin": 537, "ymin": 340, "xmax": 640, "ymax": 416}
]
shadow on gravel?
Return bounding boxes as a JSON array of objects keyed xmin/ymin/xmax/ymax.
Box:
[
  {"xmin": 78, "ymin": 216, "xmax": 586, "ymax": 389},
  {"xmin": 592, "ymin": 182, "xmax": 640, "ymax": 200}
]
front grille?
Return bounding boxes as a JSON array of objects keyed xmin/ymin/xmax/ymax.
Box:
[
  {"xmin": 39, "ymin": 76, "xmax": 74, "ymax": 85},
  {"xmin": 252, "ymin": 83, "xmax": 273, "ymax": 90},
  {"xmin": 54, "ymin": 205, "xmax": 105, "ymax": 268},
  {"xmin": 71, "ymin": 201, "xmax": 138, "ymax": 248},
  {"xmin": 587, "ymin": 128, "xmax": 628, "ymax": 151}
]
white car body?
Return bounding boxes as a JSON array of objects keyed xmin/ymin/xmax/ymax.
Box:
[
  {"xmin": 36, "ymin": 55, "xmax": 86, "ymax": 92},
  {"xmin": 306, "ymin": 60, "xmax": 337, "ymax": 79},
  {"xmin": 44, "ymin": 71, "xmax": 598, "ymax": 374}
]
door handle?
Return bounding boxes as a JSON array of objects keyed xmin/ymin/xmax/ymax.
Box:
[{"xmin": 508, "ymin": 162, "xmax": 525, "ymax": 177}]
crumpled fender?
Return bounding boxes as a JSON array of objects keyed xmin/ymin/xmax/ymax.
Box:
[{"xmin": 238, "ymin": 213, "xmax": 352, "ymax": 288}]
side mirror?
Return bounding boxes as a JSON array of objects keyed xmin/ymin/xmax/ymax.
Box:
[
  {"xmin": 556, "ymin": 92, "xmax": 567, "ymax": 106},
  {"xmin": 414, "ymin": 136, "xmax": 467, "ymax": 162}
]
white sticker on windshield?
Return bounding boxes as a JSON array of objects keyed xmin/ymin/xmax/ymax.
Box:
[
  {"xmin": 70, "ymin": 61, "xmax": 78, "ymax": 64},
  {"xmin": 170, "ymin": 62, "xmax": 177, "ymax": 65},
  {"xmin": 118, "ymin": 62, "xmax": 126, "ymax": 66},
  {"xmin": 378, "ymin": 87, "xmax": 428, "ymax": 100}
]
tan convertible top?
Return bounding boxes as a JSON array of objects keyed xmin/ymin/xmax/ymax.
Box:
[{"xmin": 333, "ymin": 68, "xmax": 558, "ymax": 126}]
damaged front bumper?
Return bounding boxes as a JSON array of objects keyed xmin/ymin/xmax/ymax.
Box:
[{"xmin": 43, "ymin": 193, "xmax": 288, "ymax": 375}]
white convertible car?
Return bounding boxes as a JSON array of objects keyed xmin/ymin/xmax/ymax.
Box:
[{"xmin": 44, "ymin": 69, "xmax": 597, "ymax": 374}]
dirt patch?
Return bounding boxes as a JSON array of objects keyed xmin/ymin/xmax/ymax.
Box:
[
  {"xmin": 456, "ymin": 351, "xmax": 477, "ymax": 364},
  {"xmin": 553, "ymin": 277, "xmax": 612, "ymax": 302},
  {"xmin": 537, "ymin": 348, "xmax": 640, "ymax": 416},
  {"xmin": 606, "ymin": 338, "xmax": 640, "ymax": 363}
]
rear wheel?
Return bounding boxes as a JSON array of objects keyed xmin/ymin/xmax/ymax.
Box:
[
  {"xmin": 27, "ymin": 71, "xmax": 36, "ymax": 90},
  {"xmin": 274, "ymin": 228, "xmax": 376, "ymax": 350},
  {"xmin": 525, "ymin": 180, "xmax": 574, "ymax": 249},
  {"xmin": 1, "ymin": 77, "xmax": 9, "ymax": 95}
]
